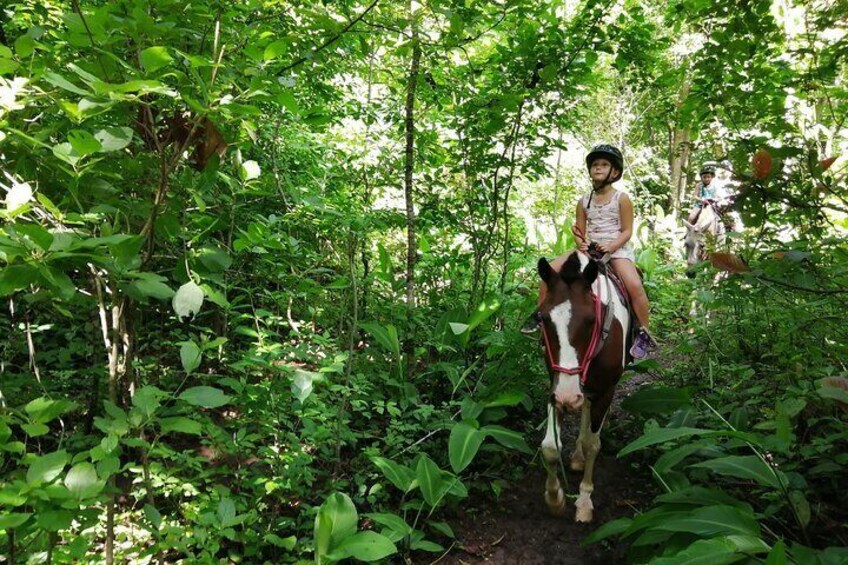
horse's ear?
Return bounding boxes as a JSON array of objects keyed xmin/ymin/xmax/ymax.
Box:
[
  {"xmin": 582, "ymin": 259, "xmax": 598, "ymax": 287},
  {"xmin": 683, "ymin": 220, "xmax": 695, "ymax": 231},
  {"xmin": 560, "ymin": 252, "xmax": 581, "ymax": 282},
  {"xmin": 538, "ymin": 257, "xmax": 555, "ymax": 284}
]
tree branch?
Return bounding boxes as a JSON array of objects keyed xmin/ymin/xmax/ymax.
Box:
[
  {"xmin": 753, "ymin": 273, "xmax": 848, "ymax": 295},
  {"xmin": 279, "ymin": 0, "xmax": 381, "ymax": 73}
]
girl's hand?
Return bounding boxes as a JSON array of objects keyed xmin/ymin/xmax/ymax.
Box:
[
  {"xmin": 596, "ymin": 243, "xmax": 616, "ymax": 254},
  {"xmin": 572, "ymin": 225, "xmax": 588, "ymax": 251}
]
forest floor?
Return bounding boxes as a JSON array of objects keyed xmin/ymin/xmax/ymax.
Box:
[{"xmin": 413, "ymin": 369, "xmax": 663, "ymax": 565}]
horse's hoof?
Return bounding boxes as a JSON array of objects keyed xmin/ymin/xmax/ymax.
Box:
[
  {"xmin": 545, "ymin": 489, "xmax": 567, "ymax": 517},
  {"xmin": 575, "ymin": 495, "xmax": 593, "ymax": 523},
  {"xmin": 575, "ymin": 507, "xmax": 593, "ymax": 523}
]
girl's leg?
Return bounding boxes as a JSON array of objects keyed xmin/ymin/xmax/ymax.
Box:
[{"xmin": 610, "ymin": 258, "xmax": 650, "ymax": 329}]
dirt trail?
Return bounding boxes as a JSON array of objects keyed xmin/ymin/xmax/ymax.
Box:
[{"xmin": 416, "ymin": 372, "xmax": 659, "ymax": 565}]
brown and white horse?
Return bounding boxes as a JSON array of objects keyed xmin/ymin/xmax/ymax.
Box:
[
  {"xmin": 535, "ymin": 251, "xmax": 630, "ymax": 523},
  {"xmin": 684, "ymin": 201, "xmax": 726, "ymax": 271}
]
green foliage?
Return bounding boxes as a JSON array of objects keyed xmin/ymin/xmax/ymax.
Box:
[{"xmin": 1, "ymin": 0, "xmax": 846, "ymax": 561}]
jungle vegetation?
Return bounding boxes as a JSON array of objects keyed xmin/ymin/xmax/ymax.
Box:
[{"xmin": 0, "ymin": 0, "xmax": 846, "ymax": 563}]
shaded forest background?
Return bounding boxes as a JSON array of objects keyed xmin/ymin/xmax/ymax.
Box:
[{"xmin": 0, "ymin": 0, "xmax": 847, "ymax": 563}]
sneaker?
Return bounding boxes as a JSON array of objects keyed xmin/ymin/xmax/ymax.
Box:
[
  {"xmin": 630, "ymin": 328, "xmax": 657, "ymax": 360},
  {"xmin": 520, "ymin": 313, "xmax": 540, "ymax": 336}
]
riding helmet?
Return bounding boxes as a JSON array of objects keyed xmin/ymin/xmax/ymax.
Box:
[
  {"xmin": 586, "ymin": 144, "xmax": 624, "ymax": 174},
  {"xmin": 700, "ymin": 164, "xmax": 716, "ymax": 175}
]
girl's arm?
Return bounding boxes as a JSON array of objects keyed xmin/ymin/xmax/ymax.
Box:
[
  {"xmin": 598, "ymin": 193, "xmax": 633, "ymax": 253},
  {"xmin": 573, "ymin": 200, "xmax": 589, "ymax": 251}
]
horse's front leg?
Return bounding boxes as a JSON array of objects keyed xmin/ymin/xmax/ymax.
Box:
[
  {"xmin": 574, "ymin": 400, "xmax": 606, "ymax": 523},
  {"xmin": 570, "ymin": 404, "xmax": 589, "ymax": 471},
  {"xmin": 541, "ymin": 403, "xmax": 566, "ymax": 516}
]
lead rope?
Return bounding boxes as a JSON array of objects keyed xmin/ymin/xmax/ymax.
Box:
[{"xmin": 550, "ymin": 398, "xmax": 570, "ymax": 494}]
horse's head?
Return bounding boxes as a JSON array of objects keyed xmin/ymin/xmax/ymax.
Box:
[
  {"xmin": 682, "ymin": 220, "xmax": 705, "ymax": 273},
  {"xmin": 536, "ymin": 252, "xmax": 598, "ymax": 413}
]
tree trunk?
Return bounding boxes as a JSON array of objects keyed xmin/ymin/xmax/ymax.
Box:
[
  {"xmin": 669, "ymin": 126, "xmax": 691, "ymax": 214},
  {"xmin": 498, "ymin": 103, "xmax": 525, "ymax": 296},
  {"xmin": 403, "ymin": 4, "xmax": 421, "ymax": 380},
  {"xmin": 668, "ymin": 79, "xmax": 691, "ymax": 215}
]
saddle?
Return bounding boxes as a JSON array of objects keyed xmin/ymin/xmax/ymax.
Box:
[{"xmin": 586, "ymin": 246, "xmax": 637, "ymax": 365}]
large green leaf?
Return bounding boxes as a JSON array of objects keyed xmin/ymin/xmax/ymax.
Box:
[
  {"xmin": 43, "ymin": 71, "xmax": 90, "ymax": 95},
  {"xmin": 65, "ymin": 462, "xmax": 103, "ymax": 499},
  {"xmin": 765, "ymin": 540, "xmax": 787, "ymax": 565},
  {"xmin": 654, "ymin": 440, "xmax": 711, "ymax": 474},
  {"xmin": 654, "ymin": 505, "xmax": 761, "ymax": 538},
  {"xmin": 481, "ymin": 425, "xmax": 532, "ymax": 454},
  {"xmin": 655, "ymin": 487, "xmax": 749, "ymax": 509},
  {"xmin": 26, "ymin": 450, "xmax": 68, "ymax": 484},
  {"xmin": 68, "ymin": 129, "xmax": 101, "ymax": 155},
  {"xmin": 328, "ymin": 530, "xmax": 397, "ymax": 562},
  {"xmin": 264, "ymin": 39, "xmax": 289, "ymax": 61},
  {"xmin": 690, "ymin": 455, "xmax": 784, "ymax": 489},
  {"xmin": 129, "ymin": 277, "xmax": 175, "ymax": 301},
  {"xmin": 14, "ymin": 224, "xmax": 53, "ymax": 251},
  {"xmin": 0, "ymin": 513, "xmax": 31, "ymax": 529},
  {"xmin": 363, "ymin": 512, "xmax": 413, "ymax": 537},
  {"xmin": 466, "ymin": 296, "xmax": 501, "ymax": 332},
  {"xmin": 159, "ymin": 417, "xmax": 202, "ymax": 435},
  {"xmin": 649, "ymin": 535, "xmax": 769, "ymax": 565},
  {"xmin": 95, "ymin": 127, "xmax": 133, "ymax": 152},
  {"xmin": 178, "ymin": 386, "xmax": 230, "ymax": 408},
  {"xmin": 449, "ymin": 421, "xmax": 485, "ymax": 473},
  {"xmin": 179, "ymin": 341, "xmax": 202, "ymax": 374},
  {"xmin": 132, "ymin": 385, "xmax": 165, "ymax": 418},
  {"xmin": 620, "ymin": 386, "xmax": 691, "ymax": 415},
  {"xmin": 371, "ymin": 456, "xmax": 415, "ymax": 493},
  {"xmin": 416, "ymin": 455, "xmax": 446, "ymax": 507},
  {"xmin": 25, "ymin": 397, "xmax": 76, "ymax": 424},
  {"xmin": 482, "ymin": 391, "xmax": 526, "ymax": 408},
  {"xmin": 0, "ymin": 264, "xmax": 39, "ymax": 295},
  {"xmin": 359, "ymin": 322, "xmax": 401, "ymax": 360},
  {"xmin": 583, "ymin": 517, "xmax": 632, "ymax": 545},
  {"xmin": 140, "ymin": 46, "xmax": 173, "ymax": 73},
  {"xmin": 618, "ymin": 427, "xmax": 719, "ymax": 457},
  {"xmin": 314, "ymin": 492, "xmax": 358, "ymax": 564},
  {"xmin": 197, "ymin": 246, "xmax": 232, "ymax": 272},
  {"xmin": 37, "ymin": 510, "xmax": 73, "ymax": 531}
]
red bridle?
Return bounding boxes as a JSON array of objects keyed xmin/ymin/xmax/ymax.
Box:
[{"xmin": 539, "ymin": 284, "xmax": 603, "ymax": 386}]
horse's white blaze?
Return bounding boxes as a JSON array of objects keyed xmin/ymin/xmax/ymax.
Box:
[{"xmin": 550, "ymin": 301, "xmax": 582, "ymax": 408}]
